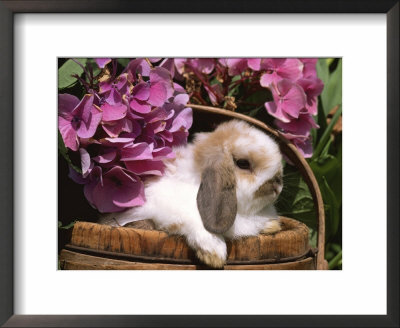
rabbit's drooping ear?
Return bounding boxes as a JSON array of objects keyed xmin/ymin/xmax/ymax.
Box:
[{"xmin": 196, "ymin": 150, "xmax": 237, "ymax": 234}]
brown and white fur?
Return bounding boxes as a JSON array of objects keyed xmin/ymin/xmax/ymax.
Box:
[{"xmin": 100, "ymin": 120, "xmax": 283, "ymax": 268}]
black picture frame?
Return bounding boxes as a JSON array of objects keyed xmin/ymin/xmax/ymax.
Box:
[{"xmin": 0, "ymin": 1, "xmax": 398, "ymax": 327}]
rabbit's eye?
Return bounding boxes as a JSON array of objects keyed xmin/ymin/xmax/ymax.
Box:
[{"xmin": 235, "ymin": 159, "xmax": 251, "ymax": 170}]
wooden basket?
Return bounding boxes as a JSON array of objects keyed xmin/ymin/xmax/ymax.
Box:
[{"xmin": 59, "ymin": 104, "xmax": 328, "ymax": 270}]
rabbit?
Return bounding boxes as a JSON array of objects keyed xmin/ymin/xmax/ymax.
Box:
[{"xmin": 99, "ymin": 120, "xmax": 283, "ymax": 268}]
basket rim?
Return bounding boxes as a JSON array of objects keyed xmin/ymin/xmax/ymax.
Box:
[{"xmin": 68, "ymin": 217, "xmax": 315, "ymax": 266}]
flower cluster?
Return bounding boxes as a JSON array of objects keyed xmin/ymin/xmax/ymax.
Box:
[
  {"xmin": 165, "ymin": 58, "xmax": 323, "ymax": 158},
  {"xmin": 58, "ymin": 59, "xmax": 192, "ymax": 213},
  {"xmin": 59, "ymin": 57, "xmax": 324, "ymax": 213}
]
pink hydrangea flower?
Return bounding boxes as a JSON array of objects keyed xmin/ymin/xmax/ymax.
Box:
[
  {"xmin": 275, "ymin": 113, "xmax": 319, "ymax": 137},
  {"xmin": 280, "ymin": 133, "xmax": 313, "ymax": 158},
  {"xmin": 296, "ymin": 77, "xmax": 324, "ymax": 115},
  {"xmin": 99, "ymin": 73, "xmax": 132, "ymax": 105},
  {"xmin": 58, "ymin": 94, "xmax": 102, "ymax": 151},
  {"xmin": 94, "ymin": 58, "xmax": 111, "ymax": 68},
  {"xmin": 176, "ymin": 58, "xmax": 215, "ymax": 75},
  {"xmin": 264, "ymin": 79, "xmax": 307, "ymax": 123},
  {"xmin": 300, "ymin": 58, "xmax": 318, "ymax": 78},
  {"xmin": 85, "ymin": 166, "xmax": 146, "ymax": 213},
  {"xmin": 260, "ymin": 59, "xmax": 303, "ymax": 87},
  {"xmin": 219, "ymin": 58, "xmax": 248, "ymax": 76},
  {"xmin": 59, "ymin": 58, "xmax": 193, "ymax": 213}
]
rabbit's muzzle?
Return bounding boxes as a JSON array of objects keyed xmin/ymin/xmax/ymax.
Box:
[{"xmin": 254, "ymin": 174, "xmax": 283, "ymax": 199}]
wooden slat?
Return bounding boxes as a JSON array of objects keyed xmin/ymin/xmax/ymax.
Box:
[
  {"xmin": 59, "ymin": 249, "xmax": 315, "ymax": 270},
  {"xmin": 69, "ymin": 217, "xmax": 309, "ymax": 263}
]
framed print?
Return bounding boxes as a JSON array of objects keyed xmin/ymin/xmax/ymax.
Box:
[{"xmin": 1, "ymin": 1, "xmax": 398, "ymax": 327}]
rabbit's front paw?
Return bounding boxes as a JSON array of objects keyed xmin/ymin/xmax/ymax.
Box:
[
  {"xmin": 189, "ymin": 232, "xmax": 227, "ymax": 268},
  {"xmin": 261, "ymin": 219, "xmax": 281, "ymax": 235},
  {"xmin": 196, "ymin": 249, "xmax": 226, "ymax": 268}
]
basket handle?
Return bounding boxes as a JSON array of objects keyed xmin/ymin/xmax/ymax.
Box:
[{"xmin": 189, "ymin": 104, "xmax": 329, "ymax": 270}]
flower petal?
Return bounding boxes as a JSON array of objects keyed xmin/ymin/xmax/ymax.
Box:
[
  {"xmin": 76, "ymin": 107, "xmax": 102, "ymax": 138},
  {"xmin": 93, "ymin": 149, "xmax": 117, "ymax": 163},
  {"xmin": 101, "ymin": 103, "xmax": 127, "ymax": 121},
  {"xmin": 194, "ymin": 59, "xmax": 215, "ymax": 74},
  {"xmin": 170, "ymin": 107, "xmax": 193, "ymax": 132},
  {"xmin": 83, "ymin": 166, "xmax": 103, "ymax": 208},
  {"xmin": 300, "ymin": 58, "xmax": 318, "ymax": 78},
  {"xmin": 58, "ymin": 94, "xmax": 80, "ymax": 119},
  {"xmin": 281, "ymin": 133, "xmax": 313, "ymax": 158},
  {"xmin": 277, "ymin": 59, "xmax": 303, "ymax": 80},
  {"xmin": 125, "ymin": 160, "xmax": 165, "ymax": 176},
  {"xmin": 113, "ymin": 181, "xmax": 146, "ymax": 208},
  {"xmin": 174, "ymin": 59, "xmax": 186, "ymax": 74},
  {"xmin": 58, "ymin": 116, "xmax": 79, "ymax": 150},
  {"xmin": 68, "ymin": 166, "xmax": 87, "ymax": 184},
  {"xmin": 260, "ymin": 72, "xmax": 280, "ymax": 87},
  {"xmin": 152, "ymin": 147, "xmax": 174, "ymax": 160},
  {"xmin": 127, "ymin": 58, "xmax": 151, "ymax": 78},
  {"xmin": 72, "ymin": 94, "xmax": 94, "ymax": 123},
  {"xmin": 225, "ymin": 58, "xmax": 248, "ymax": 76},
  {"xmin": 95, "ymin": 58, "xmax": 111, "ymax": 68},
  {"xmin": 80, "ymin": 148, "xmax": 92, "ymax": 177},
  {"xmin": 265, "ymin": 101, "xmax": 291, "ymax": 123},
  {"xmin": 280, "ymin": 82, "xmax": 307, "ymax": 119},
  {"xmin": 148, "ymin": 82, "xmax": 167, "ymax": 106},
  {"xmin": 160, "ymin": 58, "xmax": 176, "ymax": 77},
  {"xmin": 105, "ymin": 87, "xmax": 122, "ymax": 106},
  {"xmin": 173, "ymin": 93, "xmax": 189, "ymax": 107},
  {"xmin": 145, "ymin": 107, "xmax": 171, "ymax": 123},
  {"xmin": 100, "ymin": 137, "xmax": 135, "ymax": 148},
  {"xmin": 130, "ymin": 98, "xmax": 151, "ymax": 114},
  {"xmin": 120, "ymin": 142, "xmax": 154, "ymax": 161},
  {"xmin": 275, "ymin": 114, "xmax": 319, "ymax": 137},
  {"xmin": 132, "ymin": 82, "xmax": 150, "ymax": 101},
  {"xmin": 170, "ymin": 130, "xmax": 189, "ymax": 147},
  {"xmin": 247, "ymin": 58, "xmax": 261, "ymax": 71},
  {"xmin": 159, "ymin": 130, "xmax": 173, "ymax": 143},
  {"xmin": 150, "ymin": 66, "xmax": 172, "ymax": 84}
]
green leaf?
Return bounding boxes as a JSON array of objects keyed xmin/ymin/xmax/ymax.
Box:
[
  {"xmin": 86, "ymin": 59, "xmax": 102, "ymax": 80},
  {"xmin": 117, "ymin": 58, "xmax": 130, "ymax": 67},
  {"xmin": 312, "ymin": 105, "xmax": 342, "ymax": 159},
  {"xmin": 244, "ymin": 106, "xmax": 264, "ymax": 117},
  {"xmin": 58, "ymin": 129, "xmax": 68, "ymax": 156},
  {"xmin": 328, "ymin": 250, "xmax": 342, "ymax": 269},
  {"xmin": 58, "ymin": 220, "xmax": 78, "ymax": 230},
  {"xmin": 228, "ymin": 83, "xmax": 240, "ymax": 97},
  {"xmin": 329, "ymin": 145, "xmax": 342, "ymax": 202},
  {"xmin": 58, "ymin": 131, "xmax": 82, "ymax": 174},
  {"xmin": 330, "ymin": 243, "xmax": 342, "ymax": 253},
  {"xmin": 244, "ymin": 88, "xmax": 273, "ymax": 104},
  {"xmin": 308, "ymin": 227, "xmax": 317, "ymax": 248},
  {"xmin": 320, "ymin": 59, "xmax": 342, "ymax": 115},
  {"xmin": 310, "ymin": 154, "xmax": 342, "ymax": 208},
  {"xmin": 310, "ymin": 127, "xmax": 317, "ymax": 148},
  {"xmin": 320, "ymin": 176, "xmax": 340, "ymax": 236},
  {"xmin": 231, "ymin": 75, "xmax": 241, "ymax": 82},
  {"xmin": 316, "ymin": 97, "xmax": 327, "ymax": 142},
  {"xmin": 326, "ymin": 58, "xmax": 335, "ymax": 67},
  {"xmin": 319, "ymin": 136, "xmax": 333, "ymax": 159},
  {"xmin": 311, "ymin": 155, "xmax": 340, "ymax": 179},
  {"xmin": 58, "ymin": 58, "xmax": 88, "ymax": 90},
  {"xmin": 277, "ymin": 172, "xmax": 317, "ymax": 230},
  {"xmin": 316, "ymin": 59, "xmax": 330, "ymax": 88}
]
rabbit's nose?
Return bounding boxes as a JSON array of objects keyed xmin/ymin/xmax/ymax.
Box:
[
  {"xmin": 272, "ymin": 182, "xmax": 281, "ymax": 194},
  {"xmin": 272, "ymin": 175, "xmax": 282, "ymax": 192}
]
